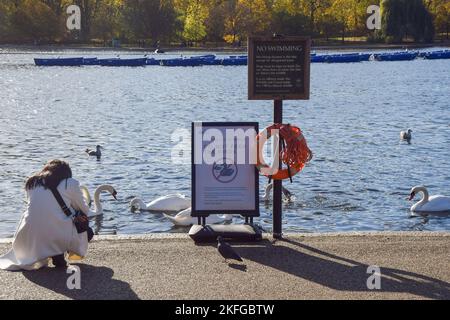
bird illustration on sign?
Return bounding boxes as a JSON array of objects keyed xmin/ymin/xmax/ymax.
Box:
[{"xmin": 212, "ymin": 160, "xmax": 238, "ymax": 183}]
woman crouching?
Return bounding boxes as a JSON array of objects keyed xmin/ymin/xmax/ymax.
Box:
[{"xmin": 0, "ymin": 160, "xmax": 94, "ymax": 270}]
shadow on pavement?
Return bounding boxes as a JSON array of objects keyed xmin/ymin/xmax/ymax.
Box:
[
  {"xmin": 23, "ymin": 264, "xmax": 139, "ymax": 300},
  {"xmin": 233, "ymin": 238, "xmax": 450, "ymax": 299},
  {"xmin": 228, "ymin": 263, "xmax": 247, "ymax": 272}
]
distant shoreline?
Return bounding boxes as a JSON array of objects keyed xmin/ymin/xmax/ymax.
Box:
[{"xmin": 1, "ymin": 42, "xmax": 449, "ymax": 54}]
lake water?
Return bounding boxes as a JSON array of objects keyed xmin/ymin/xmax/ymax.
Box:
[{"xmin": 0, "ymin": 48, "xmax": 449, "ymax": 237}]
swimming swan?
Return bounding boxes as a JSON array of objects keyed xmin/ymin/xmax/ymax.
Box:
[
  {"xmin": 79, "ymin": 185, "xmax": 118, "ymax": 217},
  {"xmin": 409, "ymin": 186, "xmax": 450, "ymax": 213},
  {"xmin": 130, "ymin": 194, "xmax": 191, "ymax": 212},
  {"xmin": 163, "ymin": 208, "xmax": 233, "ymax": 226}
]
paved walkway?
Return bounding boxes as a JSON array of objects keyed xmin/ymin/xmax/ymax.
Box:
[{"xmin": 1, "ymin": 232, "xmax": 449, "ymax": 300}]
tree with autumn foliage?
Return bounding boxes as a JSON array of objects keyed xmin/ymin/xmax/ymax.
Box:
[
  {"xmin": 182, "ymin": 0, "xmax": 208, "ymax": 43},
  {"xmin": 10, "ymin": 0, "xmax": 62, "ymax": 42},
  {"xmin": 123, "ymin": 0, "xmax": 178, "ymax": 43},
  {"xmin": 381, "ymin": 0, "xmax": 435, "ymax": 43},
  {"xmin": 426, "ymin": 0, "xmax": 450, "ymax": 39},
  {"xmin": 0, "ymin": 0, "xmax": 446, "ymax": 45}
]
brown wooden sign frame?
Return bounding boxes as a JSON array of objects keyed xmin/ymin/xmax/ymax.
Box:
[{"xmin": 248, "ymin": 36, "xmax": 311, "ymax": 100}]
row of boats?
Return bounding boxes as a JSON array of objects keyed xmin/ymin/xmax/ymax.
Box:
[
  {"xmin": 34, "ymin": 50, "xmax": 450, "ymax": 67},
  {"xmin": 34, "ymin": 54, "xmax": 247, "ymax": 67},
  {"xmin": 312, "ymin": 50, "xmax": 450, "ymax": 63}
]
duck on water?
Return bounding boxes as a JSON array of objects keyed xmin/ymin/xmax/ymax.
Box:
[{"xmin": 85, "ymin": 145, "xmax": 103, "ymax": 159}]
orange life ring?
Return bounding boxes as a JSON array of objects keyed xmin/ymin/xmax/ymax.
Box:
[{"xmin": 257, "ymin": 124, "xmax": 312, "ymax": 180}]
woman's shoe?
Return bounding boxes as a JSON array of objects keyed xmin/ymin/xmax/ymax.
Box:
[
  {"xmin": 87, "ymin": 227, "xmax": 94, "ymax": 242},
  {"xmin": 51, "ymin": 254, "xmax": 67, "ymax": 268}
]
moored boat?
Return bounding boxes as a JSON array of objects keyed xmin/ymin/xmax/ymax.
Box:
[
  {"xmin": 190, "ymin": 54, "xmax": 216, "ymax": 60},
  {"xmin": 190, "ymin": 55, "xmax": 221, "ymax": 65},
  {"xmin": 160, "ymin": 58, "xmax": 204, "ymax": 67},
  {"xmin": 34, "ymin": 57, "xmax": 84, "ymax": 66},
  {"xmin": 423, "ymin": 50, "xmax": 450, "ymax": 60},
  {"xmin": 146, "ymin": 58, "xmax": 162, "ymax": 65},
  {"xmin": 375, "ymin": 52, "xmax": 418, "ymax": 61},
  {"xmin": 417, "ymin": 51, "xmax": 428, "ymax": 58},
  {"xmin": 358, "ymin": 53, "xmax": 372, "ymax": 61},
  {"xmin": 311, "ymin": 55, "xmax": 328, "ymax": 63},
  {"xmin": 201, "ymin": 58, "xmax": 222, "ymax": 65},
  {"xmin": 221, "ymin": 57, "xmax": 247, "ymax": 66},
  {"xmin": 82, "ymin": 57, "xmax": 99, "ymax": 65},
  {"xmin": 325, "ymin": 53, "xmax": 362, "ymax": 63},
  {"xmin": 98, "ymin": 58, "xmax": 147, "ymax": 67}
]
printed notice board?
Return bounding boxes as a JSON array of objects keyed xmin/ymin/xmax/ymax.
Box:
[
  {"xmin": 191, "ymin": 122, "xmax": 259, "ymax": 217},
  {"xmin": 248, "ymin": 36, "xmax": 311, "ymax": 100}
]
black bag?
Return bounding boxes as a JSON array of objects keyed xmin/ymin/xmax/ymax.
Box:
[{"xmin": 50, "ymin": 187, "xmax": 90, "ymax": 234}]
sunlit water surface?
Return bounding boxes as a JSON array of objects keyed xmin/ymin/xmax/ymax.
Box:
[{"xmin": 0, "ymin": 48, "xmax": 449, "ymax": 237}]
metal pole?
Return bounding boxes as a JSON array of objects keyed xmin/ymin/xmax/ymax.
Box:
[{"xmin": 273, "ymin": 100, "xmax": 283, "ymax": 239}]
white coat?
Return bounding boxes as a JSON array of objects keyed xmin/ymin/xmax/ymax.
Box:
[{"xmin": 0, "ymin": 178, "xmax": 90, "ymax": 271}]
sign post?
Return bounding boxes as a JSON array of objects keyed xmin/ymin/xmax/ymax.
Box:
[
  {"xmin": 273, "ymin": 99, "xmax": 283, "ymax": 238},
  {"xmin": 248, "ymin": 35, "xmax": 311, "ymax": 239}
]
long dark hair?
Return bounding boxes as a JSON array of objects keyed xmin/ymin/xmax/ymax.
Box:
[{"xmin": 25, "ymin": 159, "xmax": 72, "ymax": 190}]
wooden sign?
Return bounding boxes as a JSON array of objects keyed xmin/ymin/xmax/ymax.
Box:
[{"xmin": 248, "ymin": 36, "xmax": 311, "ymax": 100}]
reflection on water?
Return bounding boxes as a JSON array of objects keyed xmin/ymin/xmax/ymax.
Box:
[
  {"xmin": 411, "ymin": 211, "xmax": 450, "ymax": 218},
  {"xmin": 406, "ymin": 210, "xmax": 450, "ymax": 231},
  {"xmin": 0, "ymin": 49, "xmax": 450, "ymax": 237}
]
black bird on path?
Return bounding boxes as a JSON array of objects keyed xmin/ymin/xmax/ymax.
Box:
[{"xmin": 217, "ymin": 236, "xmax": 243, "ymax": 263}]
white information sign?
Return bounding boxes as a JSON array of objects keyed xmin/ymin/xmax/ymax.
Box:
[{"xmin": 192, "ymin": 122, "xmax": 259, "ymax": 217}]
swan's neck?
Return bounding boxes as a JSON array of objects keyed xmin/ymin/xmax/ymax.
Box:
[
  {"xmin": 93, "ymin": 187, "xmax": 105, "ymax": 214},
  {"xmin": 416, "ymin": 187, "xmax": 429, "ymax": 207}
]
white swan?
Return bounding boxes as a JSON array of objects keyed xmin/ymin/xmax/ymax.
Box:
[
  {"xmin": 163, "ymin": 208, "xmax": 233, "ymax": 226},
  {"xmin": 262, "ymin": 183, "xmax": 293, "ymax": 202},
  {"xmin": 400, "ymin": 129, "xmax": 412, "ymax": 141},
  {"xmin": 130, "ymin": 194, "xmax": 191, "ymax": 212},
  {"xmin": 409, "ymin": 186, "xmax": 450, "ymax": 213},
  {"xmin": 80, "ymin": 185, "xmax": 118, "ymax": 217}
]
